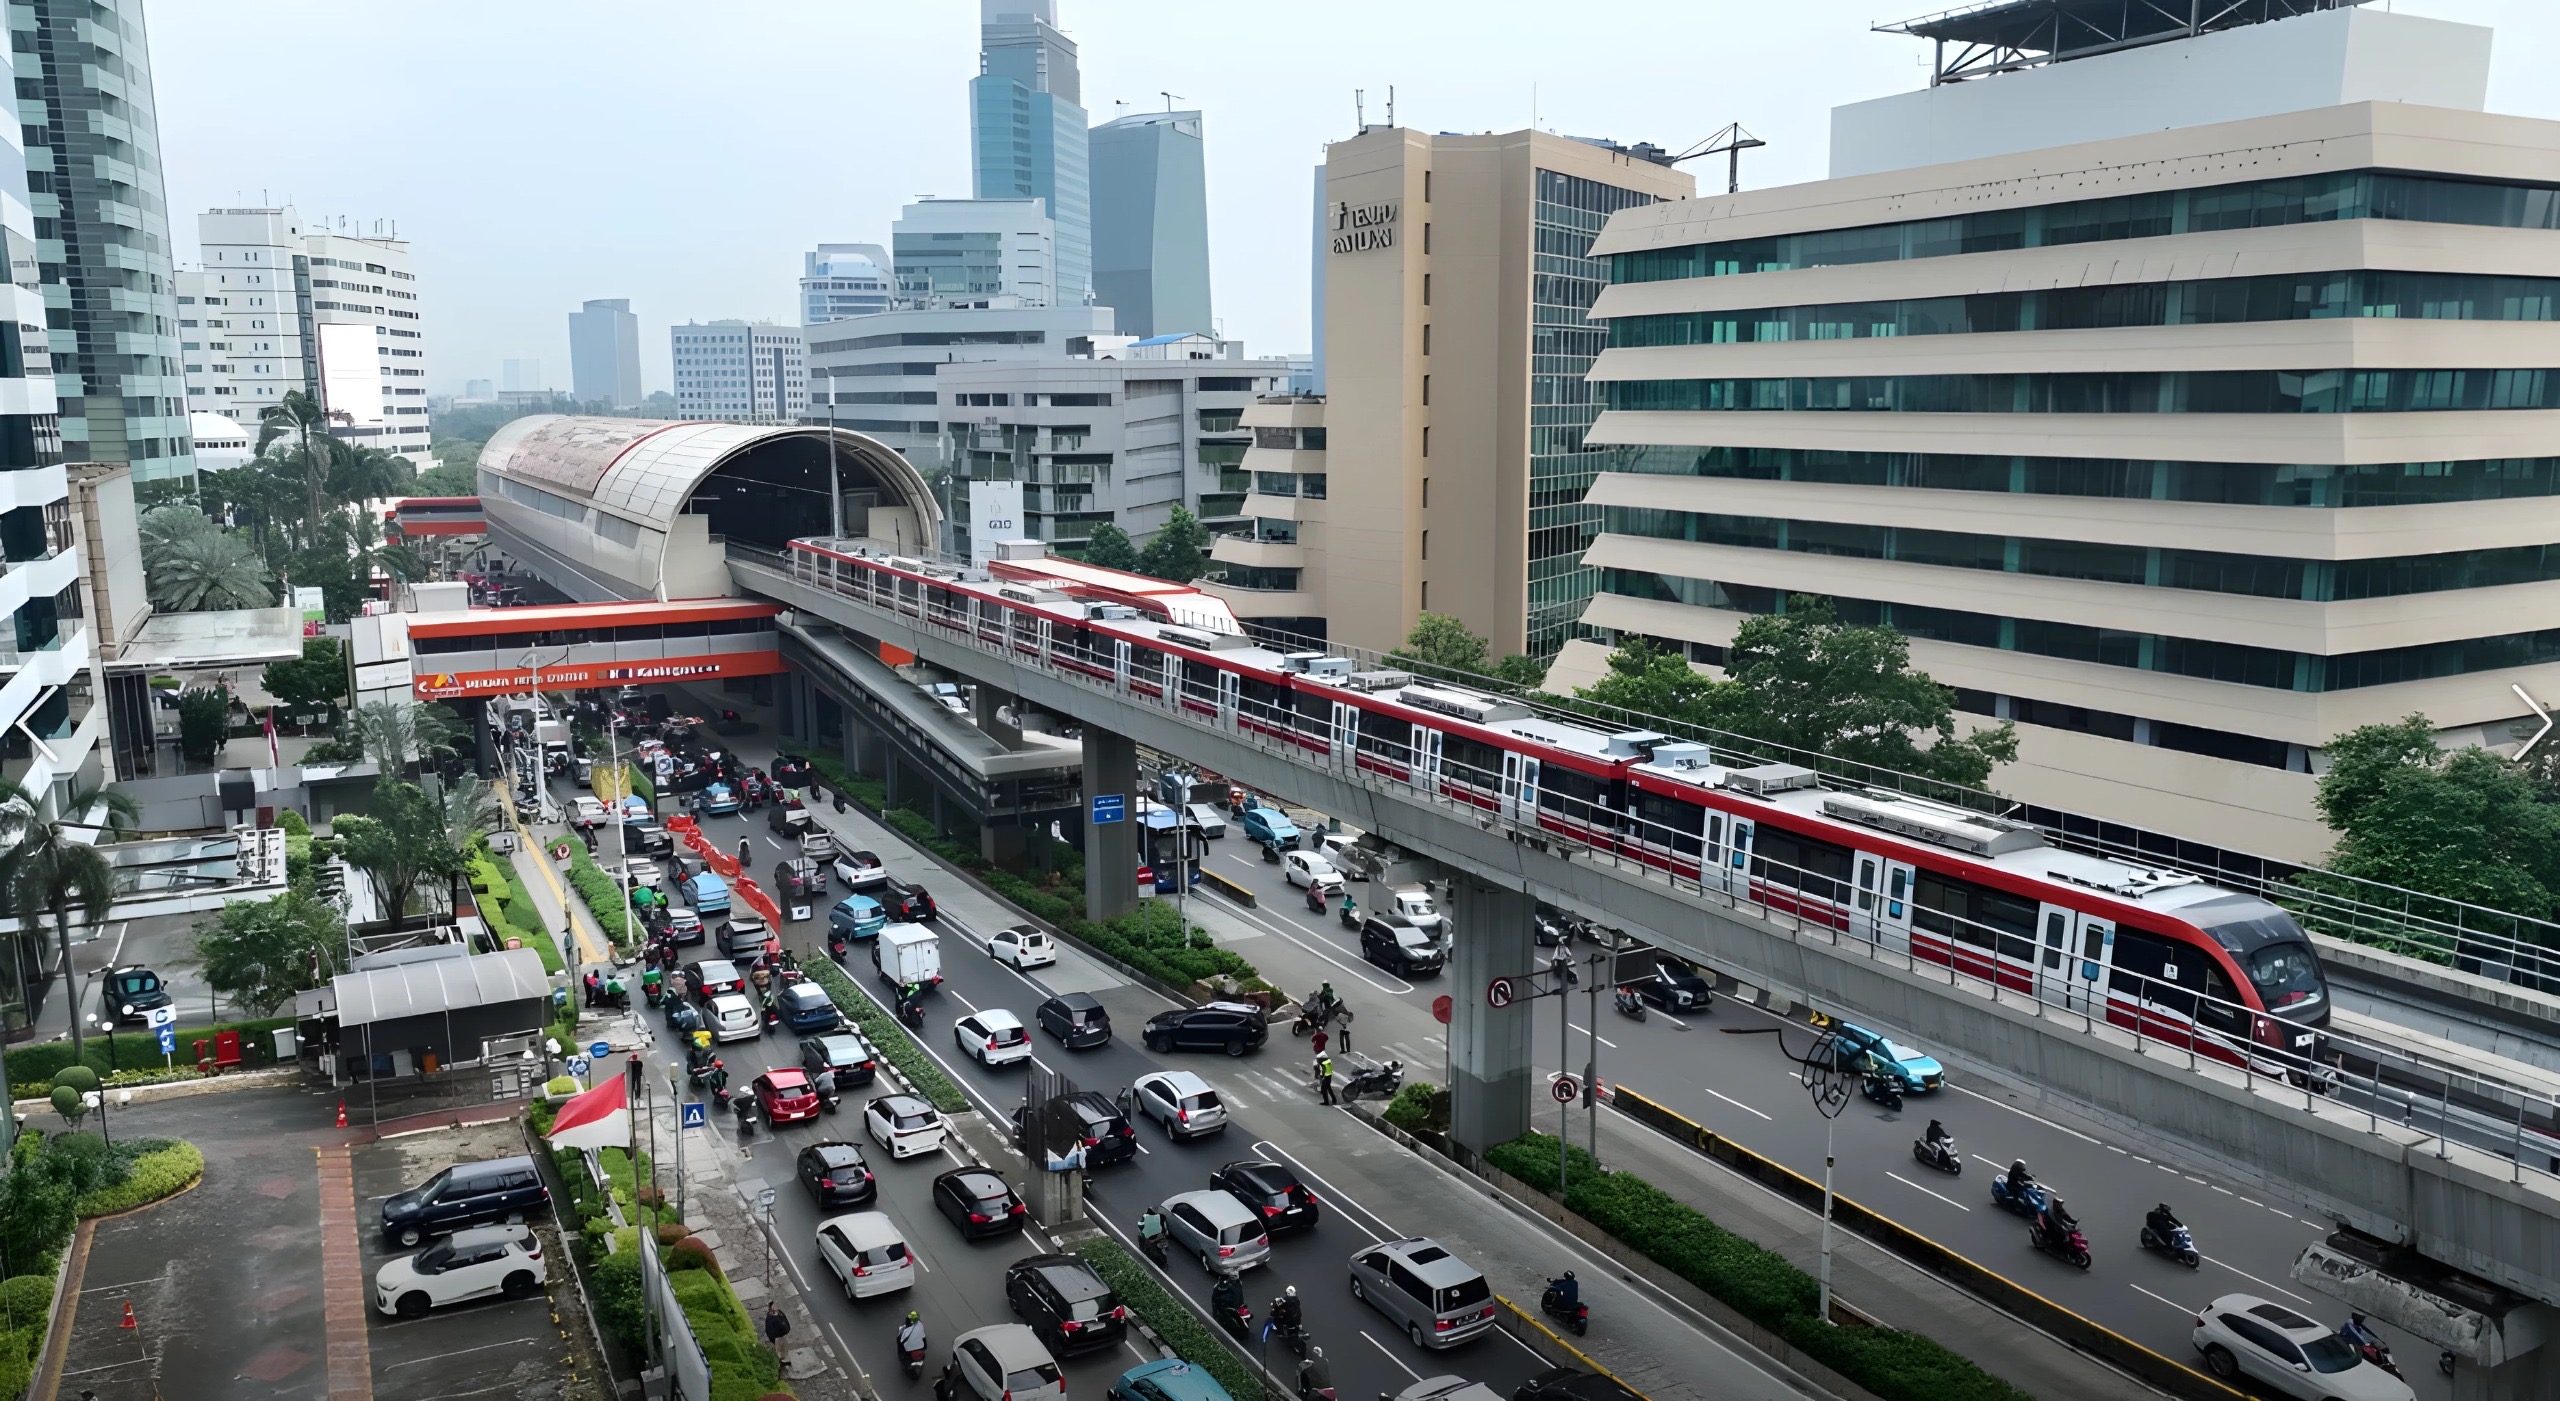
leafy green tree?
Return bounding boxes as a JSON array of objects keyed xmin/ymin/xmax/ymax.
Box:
[
  {"xmin": 326, "ymin": 443, "xmax": 411, "ymax": 506},
  {"xmin": 1079, "ymin": 522, "xmax": 1140, "ymax": 572},
  {"xmin": 412, "ymin": 462, "xmax": 479, "ymax": 496},
  {"xmin": 1491, "ymin": 654, "xmax": 1547, "ymax": 689},
  {"xmin": 0, "ymin": 781, "xmax": 139, "ymax": 1059},
  {"xmin": 1393, "ymin": 613, "xmax": 1491, "ymax": 674},
  {"xmin": 1135, "ymin": 506, "xmax": 1213, "ymax": 583},
  {"xmin": 1578, "ymin": 636, "xmax": 1726, "ymax": 719},
  {"xmin": 193, "ymin": 887, "xmax": 349, "ymax": 1015},
  {"xmin": 262, "ymin": 638, "xmax": 348, "ymax": 713},
  {"xmin": 2309, "ymin": 715, "xmax": 2560, "ymax": 918},
  {"xmin": 148, "ymin": 528, "xmax": 273, "ymax": 612},
  {"xmin": 335, "ymin": 780, "xmax": 468, "ymax": 927},
  {"xmin": 176, "ymin": 688, "xmax": 231, "ymax": 764}
]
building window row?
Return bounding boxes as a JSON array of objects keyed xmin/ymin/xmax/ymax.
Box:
[
  {"xmin": 1607, "ymin": 269, "xmax": 2560, "ymax": 348},
  {"xmin": 1604, "ymin": 507, "xmax": 2560, "ymax": 602},
  {"xmin": 1600, "ymin": 569, "xmax": 2560, "ymax": 693},
  {"xmin": 1607, "ymin": 368, "xmax": 2560, "ymax": 415},
  {"xmin": 1611, "ymin": 170, "xmax": 2560, "ymax": 284}
]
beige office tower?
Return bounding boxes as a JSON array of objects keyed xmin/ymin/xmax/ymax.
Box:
[
  {"xmin": 1558, "ymin": 4, "xmax": 2560, "ymax": 864},
  {"xmin": 1204, "ymin": 128, "xmax": 1693, "ymax": 658}
]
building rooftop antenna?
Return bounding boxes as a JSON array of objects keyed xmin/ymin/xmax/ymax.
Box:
[
  {"xmin": 1671, "ymin": 123, "xmax": 1767, "ymax": 195},
  {"xmin": 1161, "ymin": 90, "xmax": 1182, "ymax": 113}
]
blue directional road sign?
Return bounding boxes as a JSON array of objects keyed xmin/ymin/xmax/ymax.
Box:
[
  {"xmin": 156, "ymin": 1026, "xmax": 176, "ymax": 1056},
  {"xmin": 681, "ymin": 1101, "xmax": 708, "ymax": 1130},
  {"xmin": 589, "ymin": 1041, "xmax": 612, "ymax": 1060},
  {"xmin": 1090, "ymin": 793, "xmax": 1126, "ymax": 825}
]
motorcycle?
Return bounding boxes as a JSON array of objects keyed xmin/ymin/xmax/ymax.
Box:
[
  {"xmin": 827, "ymin": 930, "xmax": 849, "ymax": 964},
  {"xmin": 1291, "ymin": 997, "xmax": 1350, "ymax": 1038},
  {"xmin": 2140, "ymin": 1208, "xmax": 2201, "ymax": 1269},
  {"xmin": 1613, "ymin": 986, "xmax": 1646, "ymax": 1022},
  {"xmin": 1990, "ymin": 1175, "xmax": 2049, "ymax": 1218},
  {"xmin": 1540, "ymin": 1283, "xmax": 1590, "ymax": 1337},
  {"xmin": 760, "ymin": 999, "xmax": 783, "ymax": 1034},
  {"xmin": 1265, "ymin": 1305, "xmax": 1308, "ymax": 1356},
  {"xmin": 1219, "ymin": 1300, "xmax": 1253, "ymax": 1341},
  {"xmin": 1141, "ymin": 1224, "xmax": 1168, "ymax": 1266},
  {"xmin": 1305, "ymin": 884, "xmax": 1328, "ymax": 915},
  {"xmin": 1535, "ymin": 913, "xmax": 1569, "ymax": 947},
  {"xmin": 1910, "ymin": 1134, "xmax": 1961, "ymax": 1174},
  {"xmin": 816, "ymin": 1080, "xmax": 842, "ymax": 1115},
  {"xmin": 1337, "ymin": 899, "xmax": 1360, "ymax": 930},
  {"xmin": 1861, "ymin": 1072, "xmax": 1905, "ymax": 1112},
  {"xmin": 1260, "ymin": 838, "xmax": 1284, "ymax": 865},
  {"xmin": 2339, "ymin": 1314, "xmax": 2401, "ymax": 1378},
  {"xmin": 898, "ymin": 1328, "xmax": 927, "ymax": 1379},
  {"xmin": 732, "ymin": 1093, "xmax": 757, "ymax": 1136},
  {"xmin": 1341, "ymin": 1060, "xmax": 1403, "ymax": 1102},
  {"xmin": 900, "ymin": 998, "xmax": 927, "ymax": 1033},
  {"xmin": 2028, "ymin": 1212, "xmax": 2093, "ymax": 1270}
]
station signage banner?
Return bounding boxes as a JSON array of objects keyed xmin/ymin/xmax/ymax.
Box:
[
  {"xmin": 968, "ymin": 480, "xmax": 1024, "ymax": 567},
  {"xmin": 412, "ymin": 651, "xmax": 786, "ymax": 699}
]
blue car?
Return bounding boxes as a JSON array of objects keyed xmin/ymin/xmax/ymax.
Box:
[
  {"xmin": 1829, "ymin": 1020, "xmax": 1944, "ymax": 1093},
  {"xmin": 696, "ymin": 782, "xmax": 741, "ymax": 817},
  {"xmin": 1238, "ymin": 806, "xmax": 1298, "ymax": 847},
  {"xmin": 829, "ymin": 893, "xmax": 886, "ymax": 941},
  {"xmin": 773, "ymin": 981, "xmax": 841, "ymax": 1035},
  {"xmin": 1110, "ymin": 1359, "xmax": 1235, "ymax": 1401},
  {"xmin": 685, "ymin": 871, "xmax": 732, "ymax": 918}
]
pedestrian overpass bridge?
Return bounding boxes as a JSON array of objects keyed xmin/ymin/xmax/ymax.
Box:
[{"xmin": 730, "ymin": 541, "xmax": 2560, "ymax": 1321}]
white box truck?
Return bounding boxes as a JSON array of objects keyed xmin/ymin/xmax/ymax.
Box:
[{"xmin": 872, "ymin": 922, "xmax": 943, "ymax": 991}]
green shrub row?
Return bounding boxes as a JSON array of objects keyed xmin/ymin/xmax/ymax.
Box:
[
  {"xmin": 797, "ymin": 955, "xmax": 969, "ymax": 1114},
  {"xmin": 560, "ymin": 842, "xmax": 641, "ymax": 955},
  {"xmin": 1380, "ymin": 1080, "xmax": 1439, "ymax": 1135},
  {"xmin": 673, "ymin": 1267, "xmax": 789, "ymax": 1401},
  {"xmin": 72, "ymin": 1140, "xmax": 203, "ymax": 1217},
  {"xmin": 468, "ymin": 844, "xmax": 565, "ymax": 974},
  {"xmin": 1485, "ymin": 1134, "xmax": 2033, "ymax": 1401},
  {"xmin": 5, "ymin": 1018, "xmax": 295, "ymax": 1096},
  {"xmin": 1076, "ymin": 1236, "xmax": 1266, "ymax": 1401}
]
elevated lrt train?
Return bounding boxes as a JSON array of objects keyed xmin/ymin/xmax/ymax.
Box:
[{"xmin": 784, "ymin": 537, "xmax": 2333, "ymax": 1072}]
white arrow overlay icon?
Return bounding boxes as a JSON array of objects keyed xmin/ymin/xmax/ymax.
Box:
[{"xmin": 2516, "ymin": 683, "xmax": 2555, "ymax": 758}]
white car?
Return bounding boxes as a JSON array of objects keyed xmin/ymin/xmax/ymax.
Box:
[
  {"xmin": 834, "ymin": 850, "xmax": 889, "ymax": 890},
  {"xmin": 2193, "ymin": 1294, "xmax": 2414, "ymax": 1401},
  {"xmin": 987, "ymin": 925, "xmax": 1055, "ymax": 970},
  {"xmin": 707, "ymin": 993, "xmax": 761, "ymax": 1043},
  {"xmin": 1132, "ymin": 1069, "xmax": 1228, "ymax": 1140},
  {"xmin": 943, "ymin": 1324, "xmax": 1065, "ymax": 1401},
  {"xmin": 815, "ymin": 1210, "xmax": 914, "ymax": 1299},
  {"xmin": 956, "ymin": 1009, "xmax": 1033, "ymax": 1067},
  {"xmin": 1282, "ymin": 850, "xmax": 1342, "ymax": 892},
  {"xmin": 570, "ymin": 796, "xmax": 607, "ymax": 825},
  {"xmin": 865, "ymin": 1092, "xmax": 949, "ymax": 1158},
  {"xmin": 611, "ymin": 859, "xmax": 664, "ymax": 891},
  {"xmin": 373, "ymin": 1225, "xmax": 546, "ymax": 1317},
  {"xmin": 1159, "ymin": 1188, "xmax": 1271, "ymax": 1272}
]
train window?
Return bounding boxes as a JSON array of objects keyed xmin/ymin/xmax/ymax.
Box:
[
  {"xmin": 1181, "ymin": 659, "xmax": 1220, "ymax": 701},
  {"xmin": 1912, "ymin": 871, "xmax": 2035, "ymax": 959},
  {"xmin": 1751, "ymin": 828, "xmax": 1851, "ymax": 903},
  {"xmin": 1855, "ymin": 859, "xmax": 1877, "ymax": 912},
  {"xmin": 2043, "ymin": 913, "xmax": 2066, "ymax": 969},
  {"xmin": 1358, "ymin": 713, "xmax": 1414, "ymax": 763},
  {"xmin": 1630, "ymin": 790, "xmax": 1703, "ymax": 855},
  {"xmin": 2082, "ymin": 922, "xmax": 2106, "ymax": 963},
  {"xmin": 1441, "ymin": 735, "xmax": 1502, "ymax": 790},
  {"xmin": 1537, "ymin": 765, "xmax": 1612, "ymax": 824},
  {"xmin": 1887, "ymin": 866, "xmax": 1906, "ymax": 918}
]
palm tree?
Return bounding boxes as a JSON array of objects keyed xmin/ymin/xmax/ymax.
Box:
[
  {"xmin": 0, "ymin": 781, "xmax": 139, "ymax": 1059},
  {"xmin": 349, "ymin": 699, "xmax": 463, "ymax": 776},
  {"xmin": 137, "ymin": 504, "xmax": 218, "ymax": 555},
  {"xmin": 432, "ymin": 774, "xmax": 498, "ymax": 915},
  {"xmin": 256, "ymin": 390, "xmax": 338, "ymax": 536},
  {"xmin": 148, "ymin": 529, "xmax": 273, "ymax": 612}
]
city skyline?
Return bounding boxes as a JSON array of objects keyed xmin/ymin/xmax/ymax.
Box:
[{"xmin": 150, "ymin": 0, "xmax": 2560, "ymax": 400}]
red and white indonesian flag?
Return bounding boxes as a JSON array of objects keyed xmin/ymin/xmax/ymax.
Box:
[{"xmin": 547, "ymin": 1074, "xmax": 632, "ymax": 1151}]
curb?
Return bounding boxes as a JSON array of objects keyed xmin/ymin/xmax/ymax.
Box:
[
  {"xmin": 28, "ymin": 1217, "xmax": 92, "ymax": 1401},
  {"xmin": 10, "ymin": 1064, "xmax": 300, "ymax": 1115}
]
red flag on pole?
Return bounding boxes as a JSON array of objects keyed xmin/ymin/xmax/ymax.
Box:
[{"xmin": 264, "ymin": 706, "xmax": 281, "ymax": 770}]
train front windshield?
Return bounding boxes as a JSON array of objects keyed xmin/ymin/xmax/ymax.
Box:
[{"xmin": 2195, "ymin": 902, "xmax": 2329, "ymax": 1021}]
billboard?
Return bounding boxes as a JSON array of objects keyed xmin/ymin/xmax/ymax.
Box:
[
  {"xmin": 411, "ymin": 650, "xmax": 785, "ymax": 700},
  {"xmin": 968, "ymin": 480, "xmax": 1025, "ymax": 567},
  {"xmin": 315, "ymin": 321, "xmax": 384, "ymax": 425}
]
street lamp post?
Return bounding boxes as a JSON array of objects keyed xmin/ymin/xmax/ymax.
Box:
[{"xmin": 1724, "ymin": 1022, "xmax": 1857, "ymax": 1325}]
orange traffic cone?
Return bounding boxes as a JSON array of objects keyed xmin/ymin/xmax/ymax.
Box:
[
  {"xmin": 335, "ymin": 1100, "xmax": 347, "ymax": 1128},
  {"xmin": 120, "ymin": 1301, "xmax": 135, "ymax": 1329}
]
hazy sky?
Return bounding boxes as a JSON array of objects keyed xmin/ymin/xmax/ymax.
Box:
[{"xmin": 152, "ymin": 0, "xmax": 2560, "ymax": 398}]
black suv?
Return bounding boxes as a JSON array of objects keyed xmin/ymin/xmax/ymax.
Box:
[
  {"xmin": 800, "ymin": 1032, "xmax": 878, "ymax": 1090},
  {"xmin": 795, "ymin": 1141, "xmax": 876, "ymax": 1210},
  {"xmin": 1209, "ymin": 1158, "xmax": 1320, "ymax": 1236},
  {"xmin": 100, "ymin": 966, "xmax": 172, "ymax": 1026},
  {"xmin": 718, "ymin": 916, "xmax": 773, "ymax": 962},
  {"xmin": 1361, "ymin": 917, "xmax": 1445, "ymax": 977},
  {"xmin": 1012, "ymin": 1090, "xmax": 1137, "ymax": 1169},
  {"xmin": 880, "ymin": 878, "xmax": 937, "ymax": 923},
  {"xmin": 1035, "ymin": 992, "xmax": 1111, "ymax": 1049},
  {"xmin": 1004, "ymin": 1254, "xmax": 1126, "ymax": 1356},
  {"xmin": 1141, "ymin": 1002, "xmax": 1267, "ymax": 1056},
  {"xmin": 380, "ymin": 1156, "xmax": 549, "ymax": 1247}
]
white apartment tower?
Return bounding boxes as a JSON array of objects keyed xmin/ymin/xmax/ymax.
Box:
[
  {"xmin": 672, "ymin": 321, "xmax": 807, "ymax": 421},
  {"xmin": 178, "ymin": 207, "xmax": 430, "ymax": 465}
]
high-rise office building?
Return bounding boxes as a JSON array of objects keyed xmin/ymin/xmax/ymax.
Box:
[
  {"xmin": 177, "ymin": 208, "xmax": 431, "ymax": 465},
  {"xmin": 1090, "ymin": 110, "xmax": 1212, "ymax": 338},
  {"xmin": 21, "ymin": 0, "xmax": 192, "ymax": 481},
  {"xmin": 893, "ymin": 200, "xmax": 1057, "ymax": 308},
  {"xmin": 568, "ymin": 298, "xmax": 642, "ymax": 407},
  {"xmin": 1204, "ymin": 127, "xmax": 1691, "ymax": 657},
  {"xmin": 672, "ymin": 320, "xmax": 806, "ymax": 421},
  {"xmin": 1559, "ymin": 4, "xmax": 2538, "ymax": 862},
  {"xmin": 501, "ymin": 359, "xmax": 544, "ymax": 393},
  {"xmin": 801, "ymin": 245, "xmax": 894, "ymax": 325},
  {"xmin": 971, "ymin": 1, "xmax": 1088, "ymax": 307}
]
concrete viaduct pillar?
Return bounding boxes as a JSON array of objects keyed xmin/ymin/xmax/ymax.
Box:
[
  {"xmin": 1082, "ymin": 727, "xmax": 1138, "ymax": 923},
  {"xmin": 1447, "ymin": 876, "xmax": 1535, "ymax": 1155}
]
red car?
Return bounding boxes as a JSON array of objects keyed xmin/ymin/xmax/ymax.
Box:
[{"xmin": 754, "ymin": 1068, "xmax": 823, "ymax": 1125}]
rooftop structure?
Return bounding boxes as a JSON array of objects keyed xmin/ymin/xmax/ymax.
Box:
[{"xmin": 1879, "ymin": 0, "xmax": 2371, "ymax": 84}]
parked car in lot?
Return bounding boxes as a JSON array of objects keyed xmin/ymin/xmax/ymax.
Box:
[
  {"xmin": 865, "ymin": 1093, "xmax": 948, "ymax": 1158},
  {"xmin": 943, "ymin": 1325, "xmax": 1066, "ymax": 1401},
  {"xmin": 774, "ymin": 858, "xmax": 827, "ymax": 901},
  {"xmin": 815, "ymin": 1208, "xmax": 912, "ymax": 1299},
  {"xmin": 1209, "ymin": 1159, "xmax": 1319, "ymax": 1236},
  {"xmin": 987, "ymin": 924, "xmax": 1055, "ymax": 969},
  {"xmin": 373, "ymin": 1224, "xmax": 546, "ymax": 1316},
  {"xmin": 835, "ymin": 849, "xmax": 889, "ymax": 889},
  {"xmin": 1826, "ymin": 1020, "xmax": 1942, "ymax": 1093},
  {"xmin": 1142, "ymin": 1002, "xmax": 1266, "ymax": 1056},
  {"xmin": 1012, "ymin": 1090, "xmax": 1137, "ymax": 1168},
  {"xmin": 1348, "ymin": 1236, "xmax": 1498, "ymax": 1350},
  {"xmin": 934, "ymin": 1167, "xmax": 1027, "ymax": 1238},
  {"xmin": 2193, "ymin": 1294, "xmax": 2413, "ymax": 1400},
  {"xmin": 800, "ymin": 1031, "xmax": 878, "ymax": 1090},
  {"xmin": 830, "ymin": 893, "xmax": 887, "ymax": 942},
  {"xmin": 1159, "ymin": 1188, "xmax": 1271, "ymax": 1273},
  {"xmin": 1132, "ymin": 1070, "xmax": 1227, "ymax": 1140},
  {"xmin": 1036, "ymin": 992, "xmax": 1111, "ymax": 1048},
  {"xmin": 1362, "ymin": 917, "xmax": 1445, "ymax": 977},
  {"xmin": 754, "ymin": 1068, "xmax": 824, "ymax": 1125},
  {"xmin": 796, "ymin": 1140, "xmax": 878, "ymax": 1210},
  {"xmin": 708, "ymin": 993, "xmax": 762, "ymax": 1043},
  {"xmin": 1005, "ymin": 1254, "xmax": 1128, "ymax": 1355},
  {"xmin": 378, "ymin": 1157, "xmax": 549, "ymax": 1248},
  {"xmin": 955, "ymin": 1009, "xmax": 1033, "ymax": 1067},
  {"xmin": 1281, "ymin": 850, "xmax": 1342, "ymax": 892}
]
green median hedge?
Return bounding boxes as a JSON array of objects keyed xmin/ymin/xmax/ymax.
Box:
[
  {"xmin": 1077, "ymin": 1236, "xmax": 1267, "ymax": 1401},
  {"xmin": 73, "ymin": 1139, "xmax": 203, "ymax": 1216},
  {"xmin": 1485, "ymin": 1134, "xmax": 2032, "ymax": 1401},
  {"xmin": 469, "ymin": 843, "xmax": 564, "ymax": 974},
  {"xmin": 561, "ymin": 842, "xmax": 642, "ymax": 955},
  {"xmin": 798, "ymin": 953, "xmax": 969, "ymax": 1115}
]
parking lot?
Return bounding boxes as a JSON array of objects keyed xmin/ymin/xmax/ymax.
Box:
[{"xmin": 348, "ymin": 1121, "xmax": 594, "ymax": 1401}]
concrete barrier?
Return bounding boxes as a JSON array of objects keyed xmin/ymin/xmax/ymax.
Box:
[
  {"xmin": 1610, "ymin": 1087, "xmax": 2245, "ymax": 1401},
  {"xmin": 1200, "ymin": 869, "xmax": 1257, "ymax": 907}
]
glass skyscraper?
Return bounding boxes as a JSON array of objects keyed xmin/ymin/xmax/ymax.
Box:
[
  {"xmin": 1090, "ymin": 110, "xmax": 1212, "ymax": 339},
  {"xmin": 19, "ymin": 0, "xmax": 192, "ymax": 480},
  {"xmin": 970, "ymin": 1, "xmax": 1089, "ymax": 308}
]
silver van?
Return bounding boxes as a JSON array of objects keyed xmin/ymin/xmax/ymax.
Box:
[
  {"xmin": 1348, "ymin": 1237, "xmax": 1497, "ymax": 1349},
  {"xmin": 1160, "ymin": 1189, "xmax": 1271, "ymax": 1273}
]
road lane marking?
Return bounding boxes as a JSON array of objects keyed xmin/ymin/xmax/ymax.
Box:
[
  {"xmin": 1886, "ymin": 1172, "xmax": 1971, "ymax": 1211},
  {"xmin": 1702, "ymin": 1087, "xmax": 1771, "ymax": 1121},
  {"xmin": 1360, "ymin": 1331, "xmax": 1423, "ymax": 1381},
  {"xmin": 1565, "ymin": 1022, "xmax": 1619, "ymax": 1050},
  {"xmin": 1248, "ymin": 1141, "xmax": 1389, "ymax": 1242},
  {"xmin": 2202, "ymin": 1254, "xmax": 2318, "ymax": 1308},
  {"xmin": 1945, "ymin": 1081, "xmax": 2105, "ymax": 1145},
  {"xmin": 2131, "ymin": 1284, "xmax": 2193, "ymax": 1314}
]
